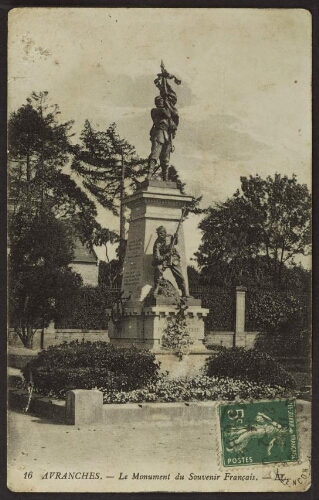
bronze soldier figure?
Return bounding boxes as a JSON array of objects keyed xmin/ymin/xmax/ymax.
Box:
[
  {"xmin": 148, "ymin": 96, "xmax": 177, "ymax": 181},
  {"xmin": 152, "ymin": 225, "xmax": 186, "ymax": 297},
  {"xmin": 148, "ymin": 62, "xmax": 181, "ymax": 181}
]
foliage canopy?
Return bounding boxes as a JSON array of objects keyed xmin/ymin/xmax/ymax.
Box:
[
  {"xmin": 9, "ymin": 210, "xmax": 83, "ymax": 348},
  {"xmin": 196, "ymin": 174, "xmax": 311, "ymax": 286}
]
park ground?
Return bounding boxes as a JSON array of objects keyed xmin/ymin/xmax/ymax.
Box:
[{"xmin": 7, "ymin": 399, "xmax": 311, "ymax": 494}]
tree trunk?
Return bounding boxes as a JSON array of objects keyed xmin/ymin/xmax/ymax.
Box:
[
  {"xmin": 18, "ymin": 322, "xmax": 34, "ymax": 349},
  {"xmin": 26, "ymin": 152, "xmax": 31, "ymax": 207},
  {"xmin": 16, "ymin": 326, "xmax": 26, "ymax": 347},
  {"xmin": 25, "ymin": 326, "xmax": 34, "ymax": 349}
]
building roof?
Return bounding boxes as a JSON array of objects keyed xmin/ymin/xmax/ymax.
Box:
[{"xmin": 72, "ymin": 238, "xmax": 98, "ymax": 264}]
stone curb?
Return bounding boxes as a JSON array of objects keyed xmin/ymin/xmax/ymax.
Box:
[
  {"xmin": 9, "ymin": 388, "xmax": 311, "ymax": 426},
  {"xmin": 8, "ymin": 387, "xmax": 219, "ymax": 425}
]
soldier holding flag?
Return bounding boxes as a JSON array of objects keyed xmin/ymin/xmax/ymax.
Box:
[{"xmin": 148, "ymin": 62, "xmax": 181, "ymax": 181}]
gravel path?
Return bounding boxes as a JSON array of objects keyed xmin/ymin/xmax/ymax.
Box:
[{"xmin": 7, "ymin": 400, "xmax": 311, "ymax": 493}]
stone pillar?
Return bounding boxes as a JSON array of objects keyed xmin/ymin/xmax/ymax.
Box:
[
  {"xmin": 107, "ymin": 179, "xmax": 209, "ymax": 349},
  {"xmin": 122, "ymin": 179, "xmax": 192, "ymax": 302},
  {"xmin": 66, "ymin": 389, "xmax": 103, "ymax": 425},
  {"xmin": 234, "ymin": 286, "xmax": 247, "ymax": 347}
]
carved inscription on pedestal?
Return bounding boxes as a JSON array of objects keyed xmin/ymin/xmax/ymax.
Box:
[
  {"xmin": 122, "ymin": 238, "xmax": 143, "ymax": 289},
  {"xmin": 156, "ymin": 326, "xmax": 200, "ymax": 335}
]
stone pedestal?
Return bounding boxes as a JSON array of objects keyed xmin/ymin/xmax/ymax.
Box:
[
  {"xmin": 107, "ymin": 180, "xmax": 209, "ymax": 349},
  {"xmin": 109, "ymin": 304, "xmax": 208, "ymax": 349}
]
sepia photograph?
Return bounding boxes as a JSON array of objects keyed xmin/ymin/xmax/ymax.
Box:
[{"xmin": 7, "ymin": 7, "xmax": 312, "ymax": 493}]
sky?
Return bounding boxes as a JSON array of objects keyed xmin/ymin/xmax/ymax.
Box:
[{"xmin": 8, "ymin": 8, "xmax": 312, "ymax": 265}]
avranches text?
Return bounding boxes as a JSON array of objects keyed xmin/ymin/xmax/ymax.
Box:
[{"xmin": 41, "ymin": 471, "xmax": 258, "ymax": 481}]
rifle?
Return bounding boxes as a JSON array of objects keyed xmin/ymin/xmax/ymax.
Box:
[{"xmin": 167, "ymin": 205, "xmax": 187, "ymax": 265}]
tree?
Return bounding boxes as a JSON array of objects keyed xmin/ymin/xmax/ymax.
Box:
[
  {"xmin": 8, "ymin": 91, "xmax": 73, "ymax": 213},
  {"xmin": 196, "ymin": 174, "xmax": 311, "ymax": 286},
  {"xmin": 71, "ymin": 121, "xmax": 148, "ymax": 215},
  {"xmin": 8, "ymin": 93, "xmax": 122, "ymax": 348},
  {"xmin": 8, "ymin": 92, "xmax": 109, "ymax": 248},
  {"xmin": 98, "ymin": 260, "xmax": 122, "ymax": 288},
  {"xmin": 9, "ymin": 210, "xmax": 83, "ymax": 348},
  {"xmin": 71, "ymin": 121, "xmax": 149, "ymax": 265}
]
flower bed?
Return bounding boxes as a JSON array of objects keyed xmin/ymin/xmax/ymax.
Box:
[
  {"xmin": 19, "ymin": 342, "xmax": 296, "ymax": 405},
  {"xmin": 15, "ymin": 373, "xmax": 294, "ymax": 405},
  {"xmin": 101, "ymin": 375, "xmax": 293, "ymax": 404}
]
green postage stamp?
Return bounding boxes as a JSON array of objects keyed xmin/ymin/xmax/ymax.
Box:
[{"xmin": 219, "ymin": 399, "xmax": 299, "ymax": 467}]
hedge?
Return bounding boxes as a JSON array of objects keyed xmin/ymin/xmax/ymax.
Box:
[
  {"xmin": 204, "ymin": 347, "xmax": 296, "ymax": 389},
  {"xmin": 22, "ymin": 340, "xmax": 161, "ymax": 396}
]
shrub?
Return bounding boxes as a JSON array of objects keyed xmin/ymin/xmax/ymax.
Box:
[
  {"xmin": 22, "ymin": 340, "xmax": 160, "ymax": 396},
  {"xmin": 204, "ymin": 347, "xmax": 296, "ymax": 389},
  {"xmin": 255, "ymin": 328, "xmax": 311, "ymax": 360},
  {"xmin": 202, "ymin": 288, "xmax": 235, "ymax": 331},
  {"xmin": 246, "ymin": 289, "xmax": 310, "ymax": 334}
]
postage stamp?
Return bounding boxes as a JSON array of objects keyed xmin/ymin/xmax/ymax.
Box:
[{"xmin": 219, "ymin": 399, "xmax": 299, "ymax": 467}]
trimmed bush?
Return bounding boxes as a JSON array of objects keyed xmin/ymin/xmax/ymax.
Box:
[
  {"xmin": 255, "ymin": 328, "xmax": 311, "ymax": 361},
  {"xmin": 204, "ymin": 347, "xmax": 296, "ymax": 389},
  {"xmin": 22, "ymin": 340, "xmax": 160, "ymax": 396}
]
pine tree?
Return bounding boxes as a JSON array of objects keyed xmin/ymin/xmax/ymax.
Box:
[
  {"xmin": 8, "ymin": 92, "xmax": 112, "ymax": 248},
  {"xmin": 72, "ymin": 121, "xmax": 148, "ymax": 215}
]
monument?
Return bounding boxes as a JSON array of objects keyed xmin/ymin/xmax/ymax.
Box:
[{"xmin": 108, "ymin": 63, "xmax": 209, "ymax": 352}]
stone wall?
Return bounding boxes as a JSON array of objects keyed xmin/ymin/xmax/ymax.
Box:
[
  {"xmin": 8, "ymin": 328, "xmax": 109, "ymax": 349},
  {"xmin": 205, "ymin": 332, "xmax": 234, "ymax": 348},
  {"xmin": 205, "ymin": 331, "xmax": 258, "ymax": 349},
  {"xmin": 69, "ymin": 262, "xmax": 99, "ymax": 287},
  {"xmin": 8, "ymin": 328, "xmax": 258, "ymax": 351}
]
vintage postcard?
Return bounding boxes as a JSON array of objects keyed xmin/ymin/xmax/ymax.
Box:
[{"xmin": 7, "ymin": 8, "xmax": 312, "ymax": 493}]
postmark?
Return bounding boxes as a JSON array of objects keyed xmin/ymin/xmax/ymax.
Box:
[{"xmin": 219, "ymin": 399, "xmax": 298, "ymax": 467}]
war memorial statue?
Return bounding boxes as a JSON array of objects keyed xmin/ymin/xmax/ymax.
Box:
[
  {"xmin": 148, "ymin": 61, "xmax": 181, "ymax": 181},
  {"xmin": 107, "ymin": 62, "xmax": 209, "ymax": 350}
]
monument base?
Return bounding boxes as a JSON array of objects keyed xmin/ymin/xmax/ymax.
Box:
[
  {"xmin": 154, "ymin": 350, "xmax": 214, "ymax": 379},
  {"xmin": 108, "ymin": 303, "xmax": 209, "ymax": 350}
]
